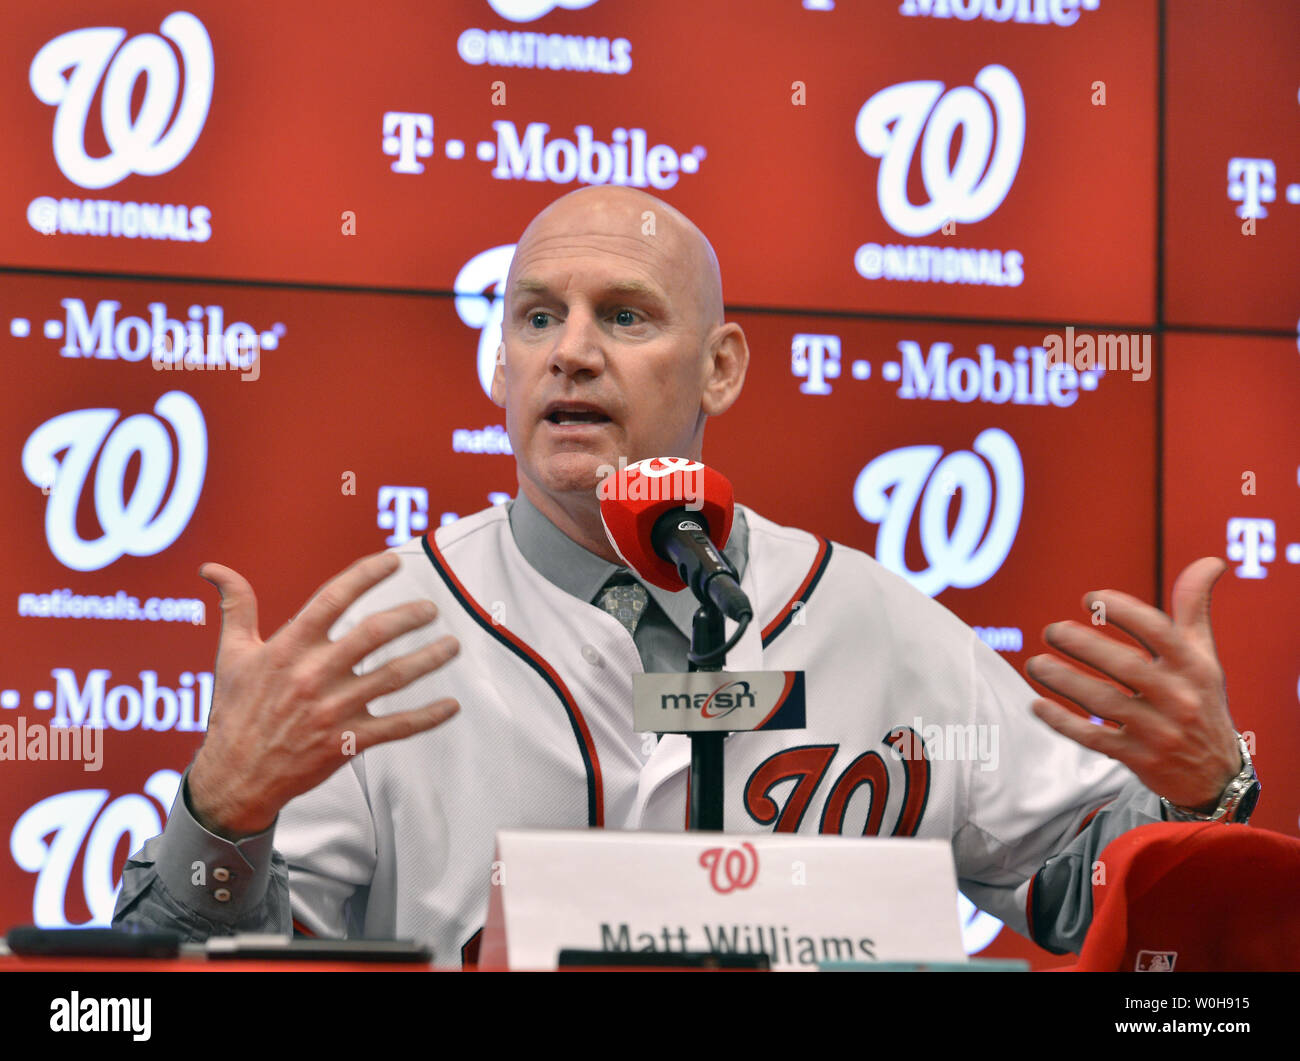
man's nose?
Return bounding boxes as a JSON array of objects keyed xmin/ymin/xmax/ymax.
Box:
[{"xmin": 547, "ymin": 308, "xmax": 605, "ymax": 379}]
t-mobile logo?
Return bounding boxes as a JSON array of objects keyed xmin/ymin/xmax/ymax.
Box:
[
  {"xmin": 378, "ymin": 486, "xmax": 429, "ymax": 546},
  {"xmin": 791, "ymin": 334, "xmax": 841, "ymax": 395},
  {"xmin": 1227, "ymin": 158, "xmax": 1276, "ymax": 219},
  {"xmin": 383, "ymin": 112, "xmax": 434, "ymax": 174},
  {"xmin": 1226, "ymin": 518, "xmax": 1275, "ymax": 579}
]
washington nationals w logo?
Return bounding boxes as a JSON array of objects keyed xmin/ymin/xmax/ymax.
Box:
[
  {"xmin": 30, "ymin": 12, "xmax": 214, "ymax": 191},
  {"xmin": 487, "ymin": 0, "xmax": 600, "ymax": 19},
  {"xmin": 853, "ymin": 428, "xmax": 1023, "ymax": 598},
  {"xmin": 699, "ymin": 843, "xmax": 759, "ymax": 894},
  {"xmin": 744, "ymin": 730, "xmax": 931, "ymax": 837},
  {"xmin": 856, "ymin": 64, "xmax": 1025, "ymax": 238},
  {"xmin": 23, "ymin": 391, "xmax": 208, "ymax": 572},
  {"xmin": 454, "ymin": 244, "xmax": 517, "ymax": 399}
]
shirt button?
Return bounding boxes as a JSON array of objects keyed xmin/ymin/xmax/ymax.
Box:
[
  {"xmin": 213, "ymin": 867, "xmax": 231, "ymax": 882},
  {"xmin": 213, "ymin": 887, "xmax": 231, "ymax": 903},
  {"xmin": 581, "ymin": 645, "xmax": 602, "ymax": 666}
]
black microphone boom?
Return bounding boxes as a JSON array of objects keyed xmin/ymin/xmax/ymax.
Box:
[{"xmin": 650, "ymin": 508, "xmax": 753, "ymax": 623}]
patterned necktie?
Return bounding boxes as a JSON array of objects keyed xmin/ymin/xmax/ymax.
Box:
[{"xmin": 595, "ymin": 572, "xmax": 650, "ymax": 637}]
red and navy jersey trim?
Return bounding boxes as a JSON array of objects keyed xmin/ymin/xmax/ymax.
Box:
[
  {"xmin": 461, "ymin": 927, "xmax": 483, "ymax": 969},
  {"xmin": 421, "ymin": 532, "xmax": 605, "ymax": 828},
  {"xmin": 760, "ymin": 537, "xmax": 833, "ymax": 648},
  {"xmin": 1025, "ymin": 870, "xmax": 1040, "ymax": 942}
]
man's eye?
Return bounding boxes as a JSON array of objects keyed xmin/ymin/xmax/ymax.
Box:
[
  {"xmin": 614, "ymin": 309, "xmax": 637, "ymax": 326},
  {"xmin": 529, "ymin": 312, "xmax": 550, "ymax": 329}
]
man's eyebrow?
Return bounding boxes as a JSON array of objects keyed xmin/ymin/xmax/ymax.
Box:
[
  {"xmin": 510, "ymin": 278, "xmax": 551, "ymax": 298},
  {"xmin": 509, "ymin": 277, "xmax": 669, "ymax": 306},
  {"xmin": 601, "ymin": 280, "xmax": 668, "ymax": 304}
]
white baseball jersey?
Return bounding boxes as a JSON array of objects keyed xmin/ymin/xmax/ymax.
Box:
[{"xmin": 266, "ymin": 503, "xmax": 1146, "ymax": 965}]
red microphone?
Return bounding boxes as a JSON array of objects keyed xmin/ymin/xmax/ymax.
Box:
[{"xmin": 599, "ymin": 457, "xmax": 751, "ymax": 622}]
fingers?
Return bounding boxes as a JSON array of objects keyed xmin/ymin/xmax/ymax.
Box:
[
  {"xmin": 1078, "ymin": 588, "xmax": 1182, "ymax": 663},
  {"xmin": 289, "ymin": 552, "xmax": 402, "ymax": 646},
  {"xmin": 1073, "ymin": 558, "xmax": 1227, "ymax": 669},
  {"xmin": 329, "ymin": 599, "xmax": 444, "ymax": 674},
  {"xmin": 1030, "ymin": 697, "xmax": 1126, "ymax": 759},
  {"xmin": 1034, "ymin": 620, "xmax": 1169, "ymax": 700},
  {"xmin": 199, "ymin": 562, "xmax": 260, "ymax": 645},
  {"xmin": 346, "ymin": 633, "xmax": 461, "ymax": 705},
  {"xmin": 1027, "ymin": 563, "xmax": 1238, "ymax": 806},
  {"xmin": 350, "ymin": 697, "xmax": 461, "ymax": 753},
  {"xmin": 1034, "ymin": 562, "xmax": 1228, "ymax": 712},
  {"xmin": 1024, "ymin": 653, "xmax": 1143, "ymax": 726},
  {"xmin": 1024, "ymin": 702, "xmax": 1128, "ymax": 759},
  {"xmin": 1169, "ymin": 556, "xmax": 1228, "ymax": 657}
]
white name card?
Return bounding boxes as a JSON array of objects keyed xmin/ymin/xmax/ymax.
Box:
[{"xmin": 478, "ymin": 829, "xmax": 965, "ymax": 971}]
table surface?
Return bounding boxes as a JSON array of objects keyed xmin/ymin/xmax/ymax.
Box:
[{"xmin": 0, "ymin": 954, "xmax": 444, "ymax": 972}]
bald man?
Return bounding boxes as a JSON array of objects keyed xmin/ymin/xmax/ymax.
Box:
[
  {"xmin": 494, "ymin": 186, "xmax": 744, "ymax": 562},
  {"xmin": 114, "ymin": 187, "xmax": 1253, "ymax": 963}
]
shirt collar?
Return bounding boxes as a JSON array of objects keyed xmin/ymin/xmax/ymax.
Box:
[{"xmin": 507, "ymin": 490, "xmax": 750, "ymax": 640}]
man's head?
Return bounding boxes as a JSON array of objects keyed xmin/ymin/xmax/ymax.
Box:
[{"xmin": 491, "ymin": 186, "xmax": 748, "ymax": 547}]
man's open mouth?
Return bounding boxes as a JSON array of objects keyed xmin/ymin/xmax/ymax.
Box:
[{"xmin": 544, "ymin": 405, "xmax": 611, "ymax": 426}]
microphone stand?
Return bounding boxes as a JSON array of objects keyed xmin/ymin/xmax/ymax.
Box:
[{"xmin": 687, "ymin": 603, "xmax": 726, "ymax": 831}]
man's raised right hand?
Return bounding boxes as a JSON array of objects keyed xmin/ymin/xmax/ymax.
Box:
[{"xmin": 187, "ymin": 552, "xmax": 460, "ymax": 840}]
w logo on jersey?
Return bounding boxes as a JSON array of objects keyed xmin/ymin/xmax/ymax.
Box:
[
  {"xmin": 744, "ymin": 731, "xmax": 930, "ymax": 838},
  {"xmin": 855, "ymin": 64, "xmax": 1024, "ymax": 238},
  {"xmin": 30, "ymin": 11, "xmax": 214, "ymax": 190},
  {"xmin": 745, "ymin": 737, "xmax": 1002, "ymax": 953},
  {"xmin": 853, "ymin": 428, "xmax": 1023, "ymax": 598}
]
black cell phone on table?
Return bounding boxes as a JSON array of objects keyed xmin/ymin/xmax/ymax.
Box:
[
  {"xmin": 204, "ymin": 935, "xmax": 433, "ymax": 962},
  {"xmin": 6, "ymin": 925, "xmax": 181, "ymax": 959},
  {"xmin": 6, "ymin": 927, "xmax": 431, "ymax": 963}
]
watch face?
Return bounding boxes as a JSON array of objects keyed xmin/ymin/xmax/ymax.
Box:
[{"xmin": 1235, "ymin": 780, "xmax": 1262, "ymax": 823}]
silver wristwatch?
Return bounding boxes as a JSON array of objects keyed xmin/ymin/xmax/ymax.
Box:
[{"xmin": 1160, "ymin": 732, "xmax": 1261, "ymax": 824}]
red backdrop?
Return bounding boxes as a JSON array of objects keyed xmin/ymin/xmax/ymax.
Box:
[{"xmin": 1, "ymin": 0, "xmax": 1295, "ymax": 968}]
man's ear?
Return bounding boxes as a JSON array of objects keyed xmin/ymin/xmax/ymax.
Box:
[
  {"xmin": 700, "ymin": 323, "xmax": 749, "ymax": 417},
  {"xmin": 490, "ymin": 343, "xmax": 506, "ymax": 408}
]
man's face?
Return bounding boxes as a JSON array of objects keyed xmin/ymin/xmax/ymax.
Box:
[{"xmin": 493, "ymin": 197, "xmax": 717, "ymax": 506}]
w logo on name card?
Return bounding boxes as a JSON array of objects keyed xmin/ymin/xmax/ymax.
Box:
[{"xmin": 699, "ymin": 842, "xmax": 759, "ymax": 895}]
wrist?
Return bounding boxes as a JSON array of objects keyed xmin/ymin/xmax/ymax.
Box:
[
  {"xmin": 187, "ymin": 757, "xmax": 276, "ymax": 840},
  {"xmin": 1161, "ymin": 733, "xmax": 1260, "ymax": 824}
]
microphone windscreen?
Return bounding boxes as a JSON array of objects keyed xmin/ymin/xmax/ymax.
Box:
[{"xmin": 598, "ymin": 457, "xmax": 734, "ymax": 590}]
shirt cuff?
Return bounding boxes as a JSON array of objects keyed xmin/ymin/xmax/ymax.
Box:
[{"xmin": 153, "ymin": 769, "xmax": 279, "ymax": 922}]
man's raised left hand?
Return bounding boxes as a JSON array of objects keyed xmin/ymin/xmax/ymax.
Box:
[{"xmin": 1024, "ymin": 557, "xmax": 1242, "ymax": 812}]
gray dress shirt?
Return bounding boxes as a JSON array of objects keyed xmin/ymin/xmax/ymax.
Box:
[{"xmin": 507, "ymin": 492, "xmax": 748, "ymax": 673}]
